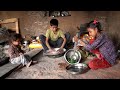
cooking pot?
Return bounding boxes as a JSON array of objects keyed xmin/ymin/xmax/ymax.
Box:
[{"xmin": 64, "ymin": 49, "xmax": 81, "ymax": 64}]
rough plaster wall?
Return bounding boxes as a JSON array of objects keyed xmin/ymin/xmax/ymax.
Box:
[
  {"xmin": 0, "ymin": 11, "xmax": 26, "ymax": 36},
  {"xmin": 52, "ymin": 11, "xmax": 89, "ymax": 37},
  {"xmin": 23, "ymin": 11, "xmax": 49, "ymax": 36},
  {"xmin": 23, "ymin": 11, "xmax": 89, "ymax": 37},
  {"xmin": 107, "ymin": 11, "xmax": 120, "ymax": 50},
  {"xmin": 107, "ymin": 11, "xmax": 120, "ymax": 35},
  {"xmin": 0, "ymin": 11, "xmax": 120, "ymax": 51},
  {"xmin": 0, "ymin": 11, "xmax": 89, "ymax": 38},
  {"xmin": 87, "ymin": 11, "xmax": 120, "ymax": 50},
  {"xmin": 87, "ymin": 11, "xmax": 108, "ymax": 31},
  {"xmin": 0, "ymin": 11, "xmax": 120, "ymax": 40}
]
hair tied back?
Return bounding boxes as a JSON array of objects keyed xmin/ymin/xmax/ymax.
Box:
[{"xmin": 93, "ymin": 20, "xmax": 98, "ymax": 24}]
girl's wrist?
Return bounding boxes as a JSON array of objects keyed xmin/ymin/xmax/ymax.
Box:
[{"xmin": 83, "ymin": 43, "xmax": 86, "ymax": 47}]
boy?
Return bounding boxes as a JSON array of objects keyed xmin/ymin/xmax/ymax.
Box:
[{"xmin": 39, "ymin": 19, "xmax": 71, "ymax": 52}]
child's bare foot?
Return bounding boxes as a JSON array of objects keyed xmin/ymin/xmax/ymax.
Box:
[
  {"xmin": 26, "ymin": 61, "xmax": 32, "ymax": 68},
  {"xmin": 32, "ymin": 60, "xmax": 38, "ymax": 64}
]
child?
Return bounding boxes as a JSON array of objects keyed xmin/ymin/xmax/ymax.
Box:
[
  {"xmin": 79, "ymin": 20, "xmax": 117, "ymax": 70},
  {"xmin": 72, "ymin": 23, "xmax": 90, "ymax": 60},
  {"xmin": 8, "ymin": 34, "xmax": 37, "ymax": 68},
  {"xmin": 39, "ymin": 19, "xmax": 71, "ymax": 52},
  {"xmin": 73, "ymin": 23, "xmax": 89, "ymax": 50}
]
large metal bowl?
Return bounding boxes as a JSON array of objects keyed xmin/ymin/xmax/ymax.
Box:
[
  {"xmin": 66, "ymin": 63, "xmax": 89, "ymax": 74},
  {"xmin": 45, "ymin": 48, "xmax": 66, "ymax": 58},
  {"xmin": 64, "ymin": 49, "xmax": 81, "ymax": 64}
]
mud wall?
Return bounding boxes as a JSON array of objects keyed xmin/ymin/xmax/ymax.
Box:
[
  {"xmin": 0, "ymin": 11, "xmax": 120, "ymax": 41},
  {"xmin": 0, "ymin": 11, "xmax": 89, "ymax": 38}
]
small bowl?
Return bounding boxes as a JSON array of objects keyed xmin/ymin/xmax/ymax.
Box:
[{"xmin": 66, "ymin": 63, "xmax": 89, "ymax": 74}]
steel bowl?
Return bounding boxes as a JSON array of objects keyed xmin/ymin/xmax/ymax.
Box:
[
  {"xmin": 66, "ymin": 63, "xmax": 89, "ymax": 74},
  {"xmin": 22, "ymin": 40, "xmax": 30, "ymax": 46},
  {"xmin": 45, "ymin": 48, "xmax": 66, "ymax": 58},
  {"xmin": 64, "ymin": 49, "xmax": 81, "ymax": 64}
]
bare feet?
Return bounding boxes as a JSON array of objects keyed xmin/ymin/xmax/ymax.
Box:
[
  {"xmin": 26, "ymin": 60, "xmax": 32, "ymax": 68},
  {"xmin": 32, "ymin": 60, "xmax": 38, "ymax": 64}
]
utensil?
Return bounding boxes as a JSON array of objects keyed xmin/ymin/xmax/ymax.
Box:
[
  {"xmin": 22, "ymin": 40, "xmax": 30, "ymax": 46},
  {"xmin": 66, "ymin": 63, "xmax": 89, "ymax": 74},
  {"xmin": 44, "ymin": 48, "xmax": 66, "ymax": 58},
  {"xmin": 64, "ymin": 49, "xmax": 81, "ymax": 64},
  {"xmin": 64, "ymin": 49, "xmax": 89, "ymax": 74}
]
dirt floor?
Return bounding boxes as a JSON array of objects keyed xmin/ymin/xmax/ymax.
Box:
[{"xmin": 6, "ymin": 51, "xmax": 120, "ymax": 79}]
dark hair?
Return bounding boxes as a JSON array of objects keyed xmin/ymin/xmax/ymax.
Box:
[
  {"xmin": 77, "ymin": 23, "xmax": 89, "ymax": 38},
  {"xmin": 9, "ymin": 33, "xmax": 22, "ymax": 44},
  {"xmin": 87, "ymin": 20, "xmax": 102, "ymax": 32},
  {"xmin": 50, "ymin": 19, "xmax": 58, "ymax": 26}
]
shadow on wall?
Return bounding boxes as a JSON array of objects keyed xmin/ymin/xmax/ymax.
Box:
[
  {"xmin": 67, "ymin": 27, "xmax": 78, "ymax": 38},
  {"xmin": 107, "ymin": 32, "xmax": 120, "ymax": 59},
  {"xmin": 110, "ymin": 34, "xmax": 120, "ymax": 50}
]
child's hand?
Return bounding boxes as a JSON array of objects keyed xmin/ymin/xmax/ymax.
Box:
[
  {"xmin": 74, "ymin": 46, "xmax": 80, "ymax": 50},
  {"xmin": 73, "ymin": 36, "xmax": 79, "ymax": 42},
  {"xmin": 57, "ymin": 48, "xmax": 63, "ymax": 53},
  {"xmin": 49, "ymin": 48, "xmax": 55, "ymax": 52},
  {"xmin": 19, "ymin": 53, "xmax": 23, "ymax": 55},
  {"xmin": 79, "ymin": 40, "xmax": 86, "ymax": 47},
  {"xmin": 95, "ymin": 53, "xmax": 101, "ymax": 59}
]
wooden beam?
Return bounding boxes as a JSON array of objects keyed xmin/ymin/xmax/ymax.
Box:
[
  {"xmin": 15, "ymin": 19, "xmax": 19, "ymax": 33},
  {"xmin": 0, "ymin": 18, "xmax": 19, "ymax": 33},
  {"xmin": 0, "ymin": 18, "xmax": 18, "ymax": 24}
]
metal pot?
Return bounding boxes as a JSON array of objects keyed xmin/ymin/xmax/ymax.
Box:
[{"xmin": 64, "ymin": 49, "xmax": 81, "ymax": 64}]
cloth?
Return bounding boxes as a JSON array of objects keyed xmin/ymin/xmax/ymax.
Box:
[
  {"xmin": 88, "ymin": 50, "xmax": 111, "ymax": 70},
  {"xmin": 10, "ymin": 54, "xmax": 31, "ymax": 66},
  {"xmin": 45, "ymin": 28, "xmax": 65, "ymax": 41}
]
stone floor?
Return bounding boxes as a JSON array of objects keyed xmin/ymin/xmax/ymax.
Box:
[{"xmin": 6, "ymin": 50, "xmax": 120, "ymax": 79}]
